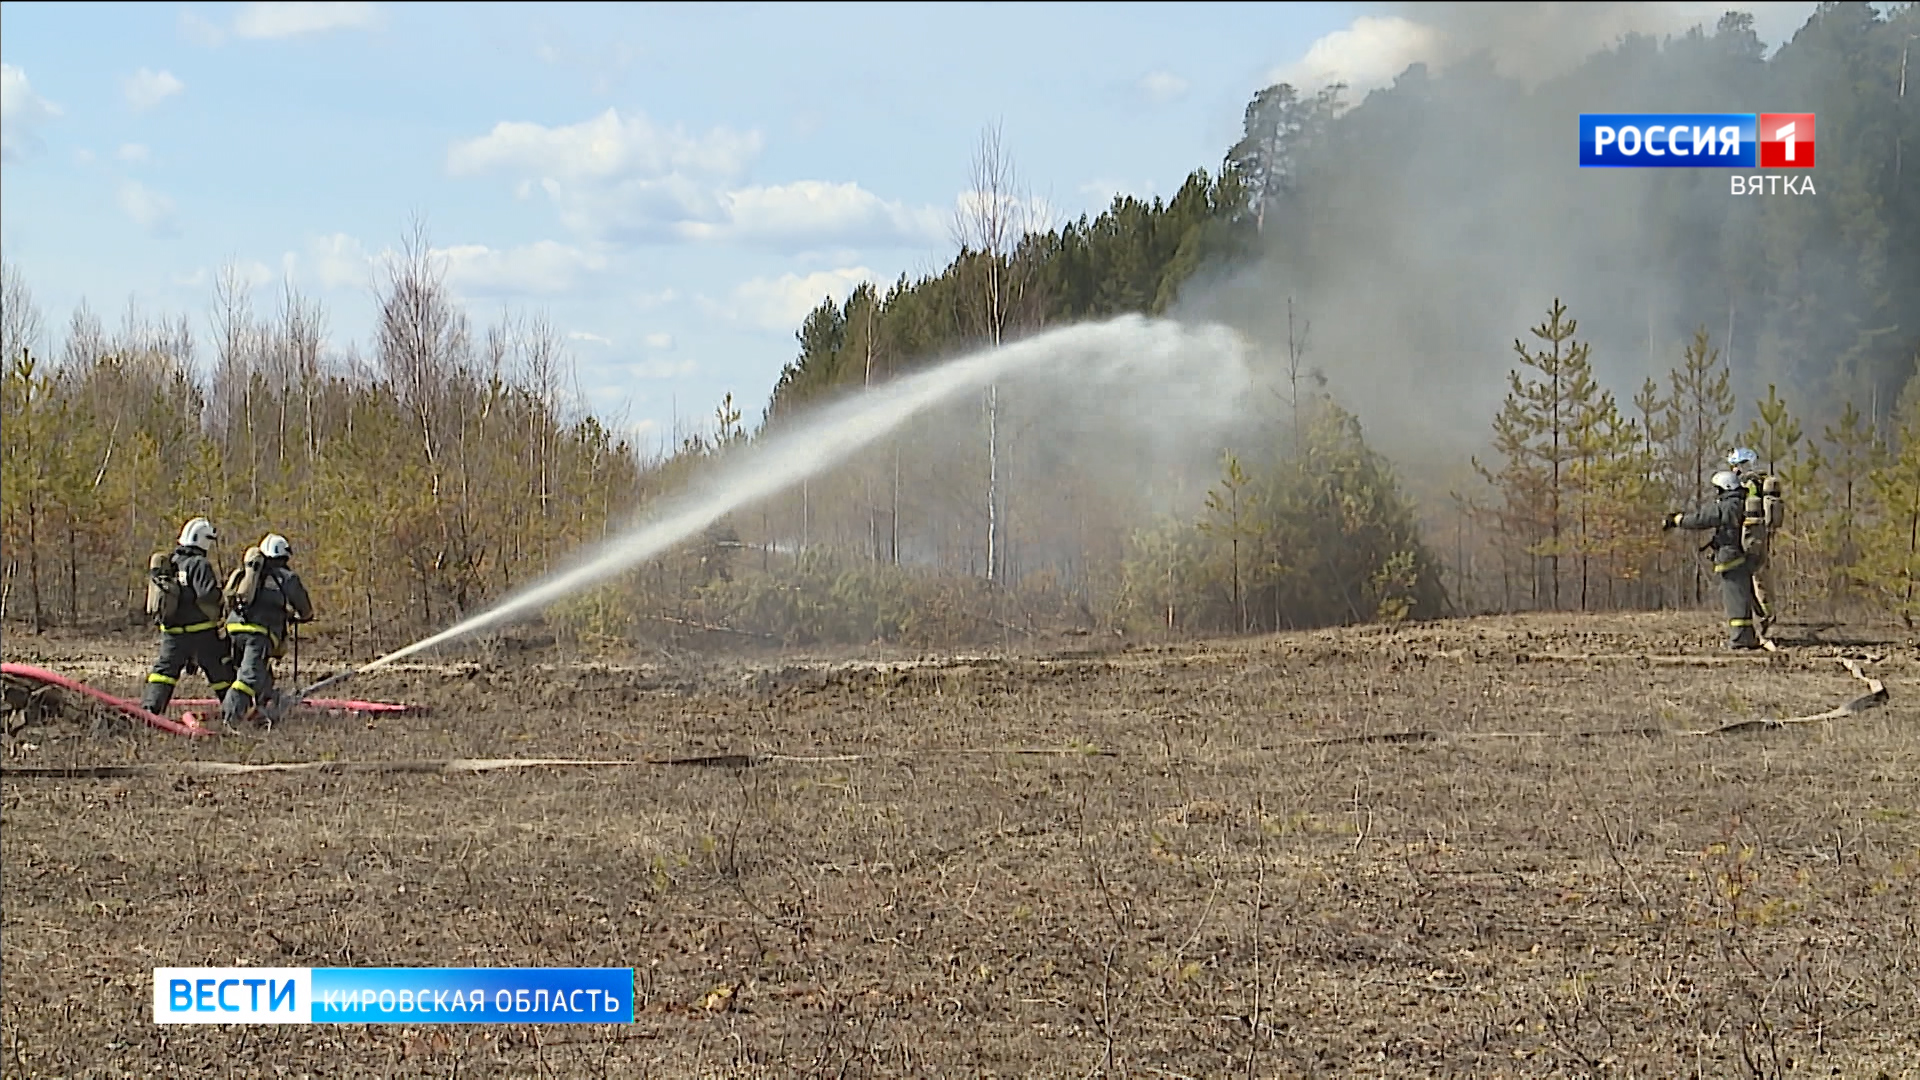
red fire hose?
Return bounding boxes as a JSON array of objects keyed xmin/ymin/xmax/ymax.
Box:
[
  {"xmin": 2, "ymin": 664, "xmax": 419, "ymax": 738},
  {"xmin": 2, "ymin": 662, "xmax": 212, "ymax": 738}
]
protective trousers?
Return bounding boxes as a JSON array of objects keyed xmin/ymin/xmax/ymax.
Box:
[
  {"xmin": 143, "ymin": 628, "xmax": 235, "ymax": 713},
  {"xmin": 1719, "ymin": 564, "xmax": 1762, "ymax": 649},
  {"xmin": 1750, "ymin": 554, "xmax": 1775, "ymax": 627},
  {"xmin": 221, "ymin": 631, "xmax": 278, "ymax": 725}
]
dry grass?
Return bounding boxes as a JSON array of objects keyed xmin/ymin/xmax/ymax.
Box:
[{"xmin": 4, "ymin": 611, "xmax": 1918, "ymax": 1077}]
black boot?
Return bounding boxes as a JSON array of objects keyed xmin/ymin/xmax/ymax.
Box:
[
  {"xmin": 221, "ymin": 687, "xmax": 256, "ymax": 729},
  {"xmin": 140, "ymin": 682, "xmax": 173, "ymax": 715}
]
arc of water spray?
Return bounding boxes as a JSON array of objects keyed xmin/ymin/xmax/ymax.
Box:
[{"xmin": 349, "ymin": 314, "xmax": 1252, "ymax": 675}]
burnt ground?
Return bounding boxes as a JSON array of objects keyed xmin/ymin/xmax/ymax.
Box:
[{"xmin": 3, "ymin": 611, "xmax": 1918, "ymax": 1078}]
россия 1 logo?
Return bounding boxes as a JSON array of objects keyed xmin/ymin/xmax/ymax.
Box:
[{"xmin": 1578, "ymin": 113, "xmax": 1815, "ymax": 194}]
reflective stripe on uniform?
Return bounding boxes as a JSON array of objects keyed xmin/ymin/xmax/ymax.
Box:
[
  {"xmin": 226, "ymin": 622, "xmax": 269, "ymax": 635},
  {"xmin": 230, "ymin": 681, "xmax": 255, "ymax": 699},
  {"xmin": 209, "ymin": 681, "xmax": 232, "ymax": 693},
  {"xmin": 1714, "ymin": 557, "xmax": 1747, "ymax": 573},
  {"xmin": 1730, "ymin": 619, "xmax": 1754, "ymax": 627},
  {"xmin": 147, "ymin": 672, "xmax": 178, "ymax": 685},
  {"xmin": 161, "ymin": 621, "xmax": 217, "ymax": 634}
]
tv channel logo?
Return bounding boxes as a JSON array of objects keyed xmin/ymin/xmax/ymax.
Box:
[
  {"xmin": 154, "ymin": 967, "xmax": 636, "ymax": 1024},
  {"xmin": 1579, "ymin": 113, "xmax": 1815, "ymax": 169},
  {"xmin": 1757, "ymin": 112, "xmax": 1815, "ymax": 168}
]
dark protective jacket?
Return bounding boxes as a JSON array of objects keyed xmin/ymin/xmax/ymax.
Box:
[
  {"xmin": 161, "ymin": 544, "xmax": 224, "ymax": 630},
  {"xmin": 1675, "ymin": 488, "xmax": 1749, "ymax": 573},
  {"xmin": 227, "ymin": 558, "xmax": 315, "ymax": 644}
]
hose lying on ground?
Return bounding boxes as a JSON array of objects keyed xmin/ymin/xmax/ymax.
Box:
[
  {"xmin": 1, "ymin": 663, "xmax": 420, "ymax": 741},
  {"xmin": 2, "ymin": 663, "xmax": 211, "ymax": 738},
  {"xmin": 1, "ymin": 657, "xmax": 1892, "ymax": 779},
  {"xmin": 1276, "ymin": 656, "xmax": 1889, "ymax": 747},
  {"xmin": 0, "ymin": 748, "xmax": 1111, "ymax": 779}
]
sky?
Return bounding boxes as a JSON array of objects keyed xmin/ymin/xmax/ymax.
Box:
[{"xmin": 0, "ymin": 1, "xmax": 1819, "ymax": 454}]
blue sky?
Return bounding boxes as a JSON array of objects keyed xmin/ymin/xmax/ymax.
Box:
[{"xmin": 1, "ymin": 1, "xmax": 1816, "ymax": 453}]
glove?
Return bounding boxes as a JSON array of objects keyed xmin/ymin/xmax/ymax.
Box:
[{"xmin": 1661, "ymin": 512, "xmax": 1681, "ymax": 530}]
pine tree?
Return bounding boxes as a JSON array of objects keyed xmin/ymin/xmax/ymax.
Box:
[
  {"xmin": 1633, "ymin": 375, "xmax": 1680, "ymax": 606},
  {"xmin": 1571, "ymin": 395, "xmax": 1660, "ymax": 609},
  {"xmin": 1660, "ymin": 327, "xmax": 1735, "ymax": 603},
  {"xmin": 1474, "ymin": 298, "xmax": 1599, "ymax": 611},
  {"xmin": 1858, "ymin": 373, "xmax": 1920, "ymax": 626},
  {"xmin": 1739, "ymin": 383, "xmax": 1805, "ymax": 475},
  {"xmin": 1820, "ymin": 401, "xmax": 1887, "ymax": 599},
  {"xmin": 1197, "ymin": 452, "xmax": 1259, "ymax": 631}
]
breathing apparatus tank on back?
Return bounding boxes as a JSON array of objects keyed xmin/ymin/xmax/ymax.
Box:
[{"xmin": 1728, "ymin": 448, "xmax": 1783, "ymax": 559}]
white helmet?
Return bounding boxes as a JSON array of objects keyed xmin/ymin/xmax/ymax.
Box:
[
  {"xmin": 1711, "ymin": 470, "xmax": 1742, "ymax": 492},
  {"xmin": 177, "ymin": 517, "xmax": 218, "ymax": 549},
  {"xmin": 1727, "ymin": 447, "xmax": 1758, "ymax": 470},
  {"xmin": 259, "ymin": 533, "xmax": 292, "ymax": 560}
]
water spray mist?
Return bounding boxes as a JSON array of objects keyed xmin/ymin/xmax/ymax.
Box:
[{"xmin": 296, "ymin": 314, "xmax": 1252, "ymax": 696}]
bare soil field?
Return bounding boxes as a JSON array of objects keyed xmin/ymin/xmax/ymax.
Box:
[{"xmin": 4, "ymin": 611, "xmax": 1918, "ymax": 1078}]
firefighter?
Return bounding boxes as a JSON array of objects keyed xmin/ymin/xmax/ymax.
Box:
[
  {"xmin": 1664, "ymin": 471, "xmax": 1763, "ymax": 650},
  {"xmin": 220, "ymin": 533, "xmax": 315, "ymax": 727},
  {"xmin": 1726, "ymin": 447, "xmax": 1778, "ymax": 633},
  {"xmin": 142, "ymin": 517, "xmax": 237, "ymax": 715}
]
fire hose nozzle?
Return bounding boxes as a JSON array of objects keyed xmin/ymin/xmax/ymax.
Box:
[{"xmin": 291, "ymin": 667, "xmax": 362, "ymax": 703}]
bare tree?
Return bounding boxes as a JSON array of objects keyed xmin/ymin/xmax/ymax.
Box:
[
  {"xmin": 209, "ymin": 263, "xmax": 263, "ymax": 501},
  {"xmin": 521, "ymin": 311, "xmax": 566, "ymax": 521},
  {"xmin": 950, "ymin": 121, "xmax": 1038, "ymax": 585},
  {"xmin": 60, "ymin": 301, "xmax": 107, "ymax": 374},
  {"xmin": 277, "ymin": 281, "xmax": 327, "ymax": 470},
  {"xmin": 1, "ymin": 260, "xmax": 45, "ymax": 363},
  {"xmin": 376, "ymin": 215, "xmax": 469, "ymax": 488}
]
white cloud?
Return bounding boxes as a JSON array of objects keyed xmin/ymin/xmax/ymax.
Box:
[
  {"xmin": 728, "ymin": 267, "xmax": 874, "ymax": 334},
  {"xmin": 304, "ymin": 233, "xmax": 608, "ymax": 299},
  {"xmin": 172, "ymin": 268, "xmax": 210, "ymax": 289},
  {"xmin": 1280, "ymin": 5, "xmax": 1817, "ymax": 93},
  {"xmin": 624, "ymin": 357, "xmax": 697, "ymax": 380},
  {"xmin": 568, "ymin": 330, "xmax": 613, "ymax": 346},
  {"xmin": 74, "ymin": 148, "xmax": 96, "ymax": 166},
  {"xmin": 234, "ymin": 2, "xmax": 383, "ymax": 39},
  {"xmin": 2, "ymin": 64, "xmax": 63, "ymax": 163},
  {"xmin": 953, "ymin": 190, "xmax": 1064, "ymax": 236},
  {"xmin": 229, "ymin": 260, "xmax": 277, "ymax": 288},
  {"xmin": 448, "ymin": 107, "xmax": 760, "ymax": 187},
  {"xmin": 117, "ymin": 179, "xmax": 179, "ymax": 236},
  {"xmin": 438, "ymin": 241, "xmax": 609, "ymax": 297},
  {"xmin": 118, "ymin": 143, "xmax": 151, "ymax": 163},
  {"xmin": 635, "ymin": 288, "xmax": 679, "ymax": 310},
  {"xmin": 643, "ymin": 332, "xmax": 674, "ymax": 350},
  {"xmin": 447, "ymin": 108, "xmax": 758, "ymax": 240},
  {"xmin": 180, "ymin": 10, "xmax": 228, "ymax": 47},
  {"xmin": 676, "ymin": 181, "xmax": 947, "ymax": 248},
  {"xmin": 123, "ymin": 69, "xmax": 185, "ymax": 112},
  {"xmin": 1270, "ymin": 15, "xmax": 1440, "ymax": 94},
  {"xmin": 1138, "ymin": 71, "xmax": 1190, "ymax": 104},
  {"xmin": 309, "ymin": 233, "xmax": 373, "ymax": 290},
  {"xmin": 448, "ymin": 109, "xmax": 946, "ymax": 251}
]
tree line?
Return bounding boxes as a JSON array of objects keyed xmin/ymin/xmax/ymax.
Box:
[
  {"xmin": 1467, "ymin": 296, "xmax": 1920, "ymax": 625},
  {"xmin": 4, "ymin": 2, "xmax": 1917, "ymax": 648},
  {"xmin": 2, "ymin": 225, "xmax": 646, "ymax": 656}
]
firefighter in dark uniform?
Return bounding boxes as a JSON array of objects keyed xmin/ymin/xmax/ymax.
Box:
[
  {"xmin": 221, "ymin": 533, "xmax": 315, "ymax": 726},
  {"xmin": 1725, "ymin": 447, "xmax": 1775, "ymax": 633},
  {"xmin": 1664, "ymin": 470, "xmax": 1762, "ymax": 650},
  {"xmin": 142, "ymin": 517, "xmax": 237, "ymax": 714}
]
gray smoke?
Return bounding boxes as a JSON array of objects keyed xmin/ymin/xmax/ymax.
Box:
[
  {"xmin": 1370, "ymin": 2, "xmax": 1815, "ymax": 85},
  {"xmin": 1176, "ymin": 1, "xmax": 1826, "ymax": 501}
]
